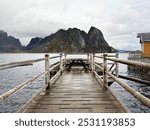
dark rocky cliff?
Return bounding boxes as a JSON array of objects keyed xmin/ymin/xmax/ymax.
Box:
[
  {"xmin": 0, "ymin": 30, "xmax": 23, "ymax": 52},
  {"xmin": 0, "ymin": 27, "xmax": 116, "ymax": 53},
  {"xmin": 26, "ymin": 37, "xmax": 43, "ymax": 50},
  {"xmin": 29, "ymin": 26, "xmax": 115, "ymax": 53}
]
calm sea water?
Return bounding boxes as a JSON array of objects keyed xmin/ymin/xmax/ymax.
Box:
[{"xmin": 0, "ymin": 53, "xmax": 150, "ymax": 113}]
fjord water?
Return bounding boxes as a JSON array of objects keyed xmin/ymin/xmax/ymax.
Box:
[{"xmin": 0, "ymin": 53, "xmax": 150, "ymax": 112}]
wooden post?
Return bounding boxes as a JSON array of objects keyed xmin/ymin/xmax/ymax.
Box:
[
  {"xmin": 64, "ymin": 53, "xmax": 67, "ymax": 65},
  {"xmin": 115, "ymin": 53, "xmax": 119, "ymax": 77},
  {"xmin": 87, "ymin": 53, "xmax": 90, "ymax": 63},
  {"xmin": 64, "ymin": 53, "xmax": 67, "ymax": 60},
  {"xmin": 89, "ymin": 53, "xmax": 92, "ymax": 66},
  {"xmin": 103, "ymin": 53, "xmax": 108, "ymax": 90},
  {"xmin": 93, "ymin": 53, "xmax": 95, "ymax": 71},
  {"xmin": 45, "ymin": 54, "xmax": 50, "ymax": 89},
  {"xmin": 60, "ymin": 53, "xmax": 63, "ymax": 72},
  {"xmin": 89, "ymin": 53, "xmax": 92, "ymax": 70},
  {"xmin": 90, "ymin": 53, "xmax": 95, "ymax": 73},
  {"xmin": 129, "ymin": 52, "xmax": 131, "ymax": 58},
  {"xmin": 91, "ymin": 54, "xmax": 94, "ymax": 72}
]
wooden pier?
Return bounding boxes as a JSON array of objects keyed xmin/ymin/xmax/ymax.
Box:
[
  {"xmin": 23, "ymin": 72, "xmax": 124, "ymax": 113},
  {"xmin": 0, "ymin": 53, "xmax": 150, "ymax": 113}
]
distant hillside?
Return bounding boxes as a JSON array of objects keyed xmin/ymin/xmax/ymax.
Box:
[
  {"xmin": 26, "ymin": 37, "xmax": 43, "ymax": 50},
  {"xmin": 27, "ymin": 26, "xmax": 116, "ymax": 53},
  {"xmin": 117, "ymin": 49, "xmax": 132, "ymax": 53},
  {"xmin": 0, "ymin": 30, "xmax": 23, "ymax": 52},
  {"xmin": 0, "ymin": 27, "xmax": 116, "ymax": 53}
]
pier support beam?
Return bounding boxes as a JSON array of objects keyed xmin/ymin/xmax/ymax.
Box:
[
  {"xmin": 45, "ymin": 54, "xmax": 50, "ymax": 89},
  {"xmin": 103, "ymin": 53, "xmax": 108, "ymax": 90}
]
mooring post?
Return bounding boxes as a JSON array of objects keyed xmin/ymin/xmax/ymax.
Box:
[
  {"xmin": 115, "ymin": 53, "xmax": 119, "ymax": 77},
  {"xmin": 45, "ymin": 54, "xmax": 50, "ymax": 89},
  {"xmin": 103, "ymin": 53, "xmax": 108, "ymax": 90},
  {"xmin": 60, "ymin": 53, "xmax": 63, "ymax": 72}
]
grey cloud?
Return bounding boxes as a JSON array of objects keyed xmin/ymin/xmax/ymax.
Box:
[{"xmin": 0, "ymin": 0, "xmax": 149, "ymax": 50}]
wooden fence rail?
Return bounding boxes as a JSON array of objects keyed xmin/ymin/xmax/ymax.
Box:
[
  {"xmin": 107, "ymin": 71, "xmax": 150, "ymax": 108},
  {"xmin": 0, "ymin": 58, "xmax": 44, "ymax": 68},
  {"xmin": 0, "ymin": 54, "xmax": 63, "ymax": 102},
  {"xmin": 0, "ymin": 71, "xmax": 46, "ymax": 102},
  {"xmin": 0, "ymin": 55, "xmax": 62, "ymax": 70},
  {"xmin": 94, "ymin": 53, "xmax": 150, "ymax": 109},
  {"xmin": 0, "ymin": 53, "xmax": 150, "ymax": 112},
  {"xmin": 106, "ymin": 57, "xmax": 150, "ymax": 69}
]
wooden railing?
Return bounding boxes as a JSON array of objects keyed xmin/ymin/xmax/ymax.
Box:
[
  {"xmin": 0, "ymin": 53, "xmax": 150, "ymax": 112},
  {"xmin": 0, "ymin": 54, "xmax": 65, "ymax": 102},
  {"xmin": 44, "ymin": 53, "xmax": 66, "ymax": 89},
  {"xmin": 93, "ymin": 53, "xmax": 150, "ymax": 109},
  {"xmin": 0, "ymin": 58, "xmax": 44, "ymax": 70}
]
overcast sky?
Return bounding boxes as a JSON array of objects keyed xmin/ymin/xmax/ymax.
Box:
[{"xmin": 0, "ymin": 0, "xmax": 150, "ymax": 50}]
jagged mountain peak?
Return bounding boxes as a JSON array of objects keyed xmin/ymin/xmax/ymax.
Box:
[
  {"xmin": 0, "ymin": 30, "xmax": 8, "ymax": 39},
  {"xmin": 0, "ymin": 27, "xmax": 116, "ymax": 53},
  {"xmin": 89, "ymin": 26, "xmax": 99, "ymax": 30},
  {"xmin": 0, "ymin": 30, "xmax": 23, "ymax": 52},
  {"xmin": 68, "ymin": 27, "xmax": 80, "ymax": 31},
  {"xmin": 30, "ymin": 26, "xmax": 113, "ymax": 53},
  {"xmin": 88, "ymin": 26, "xmax": 108, "ymax": 47},
  {"xmin": 26, "ymin": 37, "xmax": 43, "ymax": 50},
  {"xmin": 88, "ymin": 26, "xmax": 103, "ymax": 35}
]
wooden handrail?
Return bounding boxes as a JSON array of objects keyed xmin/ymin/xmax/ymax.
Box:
[
  {"xmin": 0, "ymin": 55, "xmax": 61, "ymax": 69},
  {"xmin": 49, "ymin": 70, "xmax": 62, "ymax": 85},
  {"xmin": 49, "ymin": 55, "xmax": 61, "ymax": 59},
  {"xmin": 106, "ymin": 57, "xmax": 150, "ymax": 69},
  {"xmin": 94, "ymin": 54, "xmax": 116, "ymax": 59},
  {"xmin": 1, "ymin": 53, "xmax": 150, "ymax": 112},
  {"xmin": 106, "ymin": 71, "xmax": 150, "ymax": 108},
  {"xmin": 119, "ymin": 75, "xmax": 150, "ymax": 85},
  {"xmin": 94, "ymin": 53, "xmax": 150, "ymax": 109},
  {"xmin": 0, "ymin": 54, "xmax": 63, "ymax": 102},
  {"xmin": 0, "ymin": 71, "xmax": 47, "ymax": 102},
  {"xmin": 94, "ymin": 63, "xmax": 103, "ymax": 70},
  {"xmin": 49, "ymin": 62, "xmax": 60, "ymax": 71},
  {"xmin": 93, "ymin": 71, "xmax": 129, "ymax": 112},
  {"xmin": 0, "ymin": 58, "xmax": 44, "ymax": 68},
  {"xmin": 107, "ymin": 55, "xmax": 117, "ymax": 57},
  {"xmin": 0, "ymin": 63, "xmax": 33, "ymax": 70},
  {"xmin": 94, "ymin": 56, "xmax": 103, "ymax": 59}
]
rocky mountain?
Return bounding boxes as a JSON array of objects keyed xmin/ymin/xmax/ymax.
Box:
[
  {"xmin": 26, "ymin": 37, "xmax": 43, "ymax": 50},
  {"xmin": 0, "ymin": 27, "xmax": 116, "ymax": 53},
  {"xmin": 0, "ymin": 30, "xmax": 23, "ymax": 52},
  {"xmin": 28, "ymin": 26, "xmax": 115, "ymax": 53}
]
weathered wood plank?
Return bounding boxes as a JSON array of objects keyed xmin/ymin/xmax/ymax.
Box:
[{"xmin": 23, "ymin": 72, "xmax": 125, "ymax": 113}]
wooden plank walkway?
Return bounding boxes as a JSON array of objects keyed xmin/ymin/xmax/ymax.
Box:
[{"xmin": 24, "ymin": 71, "xmax": 125, "ymax": 113}]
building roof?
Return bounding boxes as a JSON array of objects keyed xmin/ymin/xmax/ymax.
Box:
[{"xmin": 137, "ymin": 33, "xmax": 150, "ymax": 43}]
